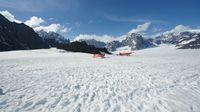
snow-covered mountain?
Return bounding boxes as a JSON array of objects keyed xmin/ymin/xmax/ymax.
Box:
[
  {"xmin": 154, "ymin": 33, "xmax": 181, "ymax": 44},
  {"xmin": 77, "ymin": 38, "xmax": 124, "ymax": 51},
  {"xmin": 106, "ymin": 40, "xmax": 124, "ymax": 51},
  {"xmin": 155, "ymin": 31, "xmax": 200, "ymax": 49},
  {"xmin": 75, "ymin": 33, "xmax": 155, "ymax": 51},
  {"xmin": 176, "ymin": 32, "xmax": 200, "ymax": 49},
  {"xmin": 121, "ymin": 33, "xmax": 155, "ymax": 50},
  {"xmin": 36, "ymin": 30, "xmax": 70, "ymax": 47},
  {"xmin": 107, "ymin": 33, "xmax": 156, "ymax": 51}
]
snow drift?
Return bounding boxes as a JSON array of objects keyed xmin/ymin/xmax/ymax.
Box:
[{"xmin": 0, "ymin": 46, "xmax": 200, "ymax": 112}]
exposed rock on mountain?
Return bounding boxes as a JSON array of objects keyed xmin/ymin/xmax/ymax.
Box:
[
  {"xmin": 122, "ymin": 33, "xmax": 156, "ymax": 50},
  {"xmin": 105, "ymin": 40, "xmax": 124, "ymax": 51},
  {"xmin": 177, "ymin": 33, "xmax": 200, "ymax": 49},
  {"xmin": 57, "ymin": 41, "xmax": 111, "ymax": 54},
  {"xmin": 78, "ymin": 39, "xmax": 106, "ymax": 48},
  {"xmin": 154, "ymin": 30, "xmax": 200, "ymax": 49},
  {"xmin": 0, "ymin": 14, "xmax": 49, "ymax": 51},
  {"xmin": 154, "ymin": 33, "xmax": 181, "ymax": 44},
  {"xmin": 75, "ymin": 33, "xmax": 156, "ymax": 52},
  {"xmin": 36, "ymin": 30, "xmax": 70, "ymax": 47}
]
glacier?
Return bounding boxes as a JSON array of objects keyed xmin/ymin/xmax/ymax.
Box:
[{"xmin": 0, "ymin": 45, "xmax": 200, "ymax": 112}]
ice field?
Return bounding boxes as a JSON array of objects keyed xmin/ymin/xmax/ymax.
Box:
[{"xmin": 0, "ymin": 45, "xmax": 200, "ymax": 112}]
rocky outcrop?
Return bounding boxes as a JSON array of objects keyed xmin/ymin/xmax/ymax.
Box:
[
  {"xmin": 57, "ymin": 41, "xmax": 111, "ymax": 54},
  {"xmin": 0, "ymin": 14, "xmax": 49, "ymax": 51},
  {"xmin": 122, "ymin": 33, "xmax": 156, "ymax": 50}
]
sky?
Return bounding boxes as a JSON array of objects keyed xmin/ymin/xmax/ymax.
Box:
[{"xmin": 0, "ymin": 0, "xmax": 200, "ymax": 40}]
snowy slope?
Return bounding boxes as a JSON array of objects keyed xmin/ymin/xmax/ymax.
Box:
[{"xmin": 0, "ymin": 46, "xmax": 200, "ymax": 112}]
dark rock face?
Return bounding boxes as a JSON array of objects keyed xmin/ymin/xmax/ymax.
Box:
[
  {"xmin": 179, "ymin": 39, "xmax": 200, "ymax": 49},
  {"xmin": 0, "ymin": 14, "xmax": 49, "ymax": 51},
  {"xmin": 155, "ymin": 34, "xmax": 180, "ymax": 44},
  {"xmin": 78, "ymin": 39, "xmax": 106, "ymax": 48},
  {"xmin": 106, "ymin": 40, "xmax": 123, "ymax": 51},
  {"xmin": 74, "ymin": 33, "xmax": 156, "ymax": 52},
  {"xmin": 154, "ymin": 31, "xmax": 200, "ymax": 49},
  {"xmin": 57, "ymin": 41, "xmax": 111, "ymax": 54},
  {"xmin": 122, "ymin": 33, "xmax": 155, "ymax": 50},
  {"xmin": 178, "ymin": 33, "xmax": 200, "ymax": 49},
  {"xmin": 154, "ymin": 31, "xmax": 196, "ymax": 45},
  {"xmin": 36, "ymin": 30, "xmax": 70, "ymax": 47}
]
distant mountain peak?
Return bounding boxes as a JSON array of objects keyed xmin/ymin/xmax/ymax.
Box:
[
  {"xmin": 36, "ymin": 30, "xmax": 69, "ymax": 47},
  {"xmin": 154, "ymin": 30, "xmax": 200, "ymax": 49},
  {"xmin": 122, "ymin": 33, "xmax": 155, "ymax": 50}
]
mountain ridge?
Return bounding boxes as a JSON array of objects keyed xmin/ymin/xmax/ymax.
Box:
[{"xmin": 0, "ymin": 14, "xmax": 49, "ymax": 51}]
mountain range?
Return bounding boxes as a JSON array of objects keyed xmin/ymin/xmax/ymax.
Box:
[
  {"xmin": 0, "ymin": 13, "xmax": 200, "ymax": 52},
  {"xmin": 76, "ymin": 30, "xmax": 200, "ymax": 51},
  {"xmin": 36, "ymin": 30, "xmax": 70, "ymax": 47},
  {"xmin": 154, "ymin": 31, "xmax": 200, "ymax": 49},
  {"xmin": 0, "ymin": 13, "xmax": 110, "ymax": 54},
  {"xmin": 78, "ymin": 33, "xmax": 156, "ymax": 51}
]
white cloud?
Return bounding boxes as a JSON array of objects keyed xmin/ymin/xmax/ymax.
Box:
[
  {"xmin": 164, "ymin": 25, "xmax": 191, "ymax": 34},
  {"xmin": 34, "ymin": 24, "xmax": 70, "ymax": 33},
  {"xmin": 0, "ymin": 10, "xmax": 21, "ymax": 23},
  {"xmin": 128, "ymin": 22, "xmax": 151, "ymax": 34},
  {"xmin": 153, "ymin": 25, "xmax": 200, "ymax": 38},
  {"xmin": 26, "ymin": 17, "xmax": 70, "ymax": 33},
  {"xmin": 25, "ymin": 16, "xmax": 45, "ymax": 27},
  {"xmin": 0, "ymin": 10, "xmax": 70, "ymax": 34},
  {"xmin": 189, "ymin": 29, "xmax": 200, "ymax": 33},
  {"xmin": 73, "ymin": 22, "xmax": 152, "ymax": 42},
  {"xmin": 116, "ymin": 35, "xmax": 127, "ymax": 42},
  {"xmin": 73, "ymin": 34, "xmax": 116, "ymax": 43},
  {"xmin": 73, "ymin": 34, "xmax": 127, "ymax": 43},
  {"xmin": 163, "ymin": 24, "xmax": 200, "ymax": 34}
]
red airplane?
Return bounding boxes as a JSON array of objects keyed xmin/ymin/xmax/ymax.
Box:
[
  {"xmin": 93, "ymin": 54, "xmax": 105, "ymax": 58},
  {"xmin": 119, "ymin": 52, "xmax": 132, "ymax": 56}
]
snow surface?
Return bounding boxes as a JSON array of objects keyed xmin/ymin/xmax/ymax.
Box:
[
  {"xmin": 115, "ymin": 46, "xmax": 132, "ymax": 54},
  {"xmin": 0, "ymin": 46, "xmax": 200, "ymax": 112},
  {"xmin": 178, "ymin": 38, "xmax": 196, "ymax": 45}
]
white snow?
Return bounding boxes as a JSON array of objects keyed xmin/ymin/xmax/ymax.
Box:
[
  {"xmin": 114, "ymin": 46, "xmax": 132, "ymax": 54},
  {"xmin": 0, "ymin": 46, "xmax": 200, "ymax": 112},
  {"xmin": 178, "ymin": 38, "xmax": 196, "ymax": 45}
]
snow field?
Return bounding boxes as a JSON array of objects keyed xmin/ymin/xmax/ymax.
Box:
[{"xmin": 0, "ymin": 46, "xmax": 200, "ymax": 112}]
